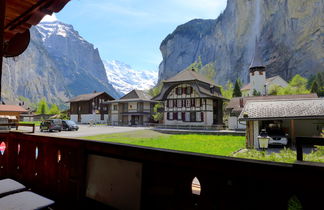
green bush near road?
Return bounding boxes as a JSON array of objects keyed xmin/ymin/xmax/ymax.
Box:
[{"xmin": 233, "ymin": 147, "xmax": 324, "ymax": 163}]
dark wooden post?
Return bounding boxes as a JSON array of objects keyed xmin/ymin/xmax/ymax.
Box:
[
  {"xmin": 296, "ymin": 137, "xmax": 303, "ymax": 161},
  {"xmin": 0, "ymin": 0, "xmax": 6, "ymax": 101}
]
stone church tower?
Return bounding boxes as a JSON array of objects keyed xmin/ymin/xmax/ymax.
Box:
[{"xmin": 249, "ymin": 41, "xmax": 266, "ymax": 96}]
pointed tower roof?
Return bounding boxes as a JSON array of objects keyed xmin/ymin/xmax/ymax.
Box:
[{"xmin": 249, "ymin": 39, "xmax": 265, "ymax": 70}]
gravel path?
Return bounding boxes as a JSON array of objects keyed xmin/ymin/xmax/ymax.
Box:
[{"xmin": 32, "ymin": 125, "xmax": 149, "ymax": 138}]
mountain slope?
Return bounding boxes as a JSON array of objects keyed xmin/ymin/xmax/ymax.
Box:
[
  {"xmin": 104, "ymin": 60, "xmax": 157, "ymax": 94},
  {"xmin": 2, "ymin": 20, "xmax": 121, "ymax": 104},
  {"xmin": 159, "ymin": 0, "xmax": 324, "ymax": 85}
]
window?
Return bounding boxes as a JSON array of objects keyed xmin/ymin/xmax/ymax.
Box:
[
  {"xmin": 185, "ymin": 112, "xmax": 190, "ymax": 122},
  {"xmin": 178, "ymin": 112, "xmax": 182, "ymax": 120},
  {"xmin": 196, "ymin": 98, "xmax": 201, "ymax": 107},
  {"xmin": 186, "ymin": 87, "xmax": 193, "ymax": 95},
  {"xmin": 196, "ymin": 112, "xmax": 201, "ymax": 121},
  {"xmin": 177, "ymin": 100, "xmax": 182, "ymax": 108},
  {"xmin": 169, "ymin": 100, "xmax": 173, "ymax": 108},
  {"xmin": 191, "ymin": 99, "xmax": 195, "ymax": 107},
  {"xmin": 169, "ymin": 112, "xmax": 173, "ymax": 120},
  {"xmin": 186, "ymin": 99, "xmax": 191, "ymax": 107},
  {"xmin": 190, "ymin": 112, "xmax": 196, "ymax": 122},
  {"xmin": 113, "ymin": 105, "xmax": 117, "ymax": 111},
  {"xmin": 176, "ymin": 87, "xmax": 182, "ymax": 95}
]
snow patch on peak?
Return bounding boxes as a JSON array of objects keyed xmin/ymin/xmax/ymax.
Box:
[
  {"xmin": 36, "ymin": 21, "xmax": 85, "ymax": 42},
  {"xmin": 41, "ymin": 14, "xmax": 58, "ymax": 23},
  {"xmin": 104, "ymin": 60, "xmax": 158, "ymax": 95}
]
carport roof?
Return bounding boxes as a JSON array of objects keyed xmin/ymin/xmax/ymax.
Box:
[{"xmin": 239, "ymin": 98, "xmax": 324, "ymax": 121}]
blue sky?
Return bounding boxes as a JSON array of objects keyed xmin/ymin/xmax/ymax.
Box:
[{"xmin": 55, "ymin": 0, "xmax": 227, "ymax": 71}]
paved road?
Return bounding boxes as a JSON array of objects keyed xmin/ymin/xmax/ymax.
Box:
[{"xmin": 32, "ymin": 125, "xmax": 149, "ymax": 138}]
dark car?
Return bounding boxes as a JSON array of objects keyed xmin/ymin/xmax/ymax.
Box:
[
  {"xmin": 40, "ymin": 119, "xmax": 62, "ymax": 132},
  {"xmin": 62, "ymin": 120, "xmax": 79, "ymax": 131}
]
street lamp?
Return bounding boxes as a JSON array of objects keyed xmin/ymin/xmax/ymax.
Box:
[{"xmin": 258, "ymin": 129, "xmax": 270, "ymax": 150}]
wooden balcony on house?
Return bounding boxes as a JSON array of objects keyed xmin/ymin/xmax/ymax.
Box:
[{"xmin": 0, "ymin": 132, "xmax": 323, "ymax": 210}]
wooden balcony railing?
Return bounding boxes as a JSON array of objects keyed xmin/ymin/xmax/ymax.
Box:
[
  {"xmin": 0, "ymin": 132, "xmax": 323, "ymax": 209},
  {"xmin": 296, "ymin": 136, "xmax": 324, "ymax": 161}
]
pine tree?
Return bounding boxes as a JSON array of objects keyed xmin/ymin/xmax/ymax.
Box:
[
  {"xmin": 232, "ymin": 79, "xmax": 242, "ymax": 97},
  {"xmin": 36, "ymin": 98, "xmax": 49, "ymax": 114},
  {"xmin": 49, "ymin": 104, "xmax": 60, "ymax": 115}
]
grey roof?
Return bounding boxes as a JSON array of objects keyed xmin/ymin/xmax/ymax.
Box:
[
  {"xmin": 249, "ymin": 39, "xmax": 265, "ymax": 69},
  {"xmin": 164, "ymin": 68, "xmax": 219, "ymax": 87},
  {"xmin": 241, "ymin": 75, "xmax": 288, "ymax": 91},
  {"xmin": 67, "ymin": 92, "xmax": 114, "ymax": 102},
  {"xmin": 121, "ymin": 89, "xmax": 151, "ymax": 100},
  {"xmin": 238, "ymin": 98, "xmax": 324, "ymax": 120},
  {"xmin": 226, "ymin": 94, "xmax": 318, "ymax": 113},
  {"xmin": 104, "ymin": 89, "xmax": 156, "ymax": 104}
]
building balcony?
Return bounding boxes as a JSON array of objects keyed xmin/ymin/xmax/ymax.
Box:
[{"xmin": 0, "ymin": 132, "xmax": 323, "ymax": 209}]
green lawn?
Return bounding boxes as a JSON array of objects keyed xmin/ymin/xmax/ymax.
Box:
[
  {"xmin": 19, "ymin": 121, "xmax": 41, "ymax": 126},
  {"xmin": 81, "ymin": 130, "xmax": 245, "ymax": 156}
]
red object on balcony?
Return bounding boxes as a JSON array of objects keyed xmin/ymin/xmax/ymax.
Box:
[{"xmin": 0, "ymin": 142, "xmax": 6, "ymax": 155}]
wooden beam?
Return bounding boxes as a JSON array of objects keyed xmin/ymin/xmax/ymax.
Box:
[
  {"xmin": 290, "ymin": 119, "xmax": 295, "ymax": 146},
  {"xmin": 0, "ymin": 0, "xmax": 6, "ymax": 102}
]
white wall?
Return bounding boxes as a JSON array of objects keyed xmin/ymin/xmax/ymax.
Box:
[
  {"xmin": 228, "ymin": 116, "xmax": 246, "ymax": 130},
  {"xmin": 249, "ymin": 71, "xmax": 266, "ymax": 96},
  {"xmin": 70, "ymin": 114, "xmax": 108, "ymax": 124}
]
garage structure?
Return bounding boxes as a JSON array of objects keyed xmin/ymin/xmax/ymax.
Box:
[{"xmin": 239, "ymin": 98, "xmax": 324, "ymax": 149}]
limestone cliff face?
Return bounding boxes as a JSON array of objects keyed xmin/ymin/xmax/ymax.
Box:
[
  {"xmin": 2, "ymin": 28, "xmax": 68, "ymax": 104},
  {"xmin": 159, "ymin": 0, "xmax": 323, "ymax": 85},
  {"xmin": 2, "ymin": 21, "xmax": 121, "ymax": 104}
]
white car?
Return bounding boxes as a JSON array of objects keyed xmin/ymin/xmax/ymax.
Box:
[{"xmin": 268, "ymin": 135, "xmax": 288, "ymax": 146}]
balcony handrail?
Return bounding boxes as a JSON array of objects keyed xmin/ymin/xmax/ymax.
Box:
[
  {"xmin": 0, "ymin": 123, "xmax": 35, "ymax": 133},
  {"xmin": 296, "ymin": 136, "xmax": 324, "ymax": 161}
]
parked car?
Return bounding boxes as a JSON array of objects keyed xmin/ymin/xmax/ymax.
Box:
[
  {"xmin": 267, "ymin": 126, "xmax": 288, "ymax": 146},
  {"xmin": 62, "ymin": 120, "xmax": 79, "ymax": 131},
  {"xmin": 40, "ymin": 119, "xmax": 62, "ymax": 132}
]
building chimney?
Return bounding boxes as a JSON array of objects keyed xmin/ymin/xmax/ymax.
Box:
[
  {"xmin": 239, "ymin": 98, "xmax": 244, "ymax": 108},
  {"xmin": 93, "ymin": 90, "xmax": 97, "ymax": 93}
]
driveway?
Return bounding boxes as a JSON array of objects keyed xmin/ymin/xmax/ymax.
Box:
[{"xmin": 33, "ymin": 125, "xmax": 149, "ymax": 138}]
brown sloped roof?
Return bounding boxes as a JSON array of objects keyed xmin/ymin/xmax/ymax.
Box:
[
  {"xmin": 0, "ymin": 105, "xmax": 27, "ymax": 112},
  {"xmin": 4, "ymin": 0, "xmax": 70, "ymax": 42},
  {"xmin": 239, "ymin": 98, "xmax": 324, "ymax": 120},
  {"xmin": 226, "ymin": 94, "xmax": 318, "ymax": 113},
  {"xmin": 164, "ymin": 68, "xmax": 219, "ymax": 87},
  {"xmin": 68, "ymin": 92, "xmax": 110, "ymax": 102}
]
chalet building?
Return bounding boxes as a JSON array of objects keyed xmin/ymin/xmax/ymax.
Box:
[
  {"xmin": 241, "ymin": 41, "xmax": 288, "ymax": 96},
  {"xmin": 153, "ymin": 68, "xmax": 227, "ymax": 127},
  {"xmin": 0, "ymin": 105, "xmax": 27, "ymax": 123},
  {"xmin": 68, "ymin": 91, "xmax": 114, "ymax": 124},
  {"xmin": 103, "ymin": 90, "xmax": 156, "ymax": 126},
  {"xmin": 226, "ymin": 94, "xmax": 318, "ymax": 130},
  {"xmin": 239, "ymin": 98, "xmax": 324, "ymax": 149}
]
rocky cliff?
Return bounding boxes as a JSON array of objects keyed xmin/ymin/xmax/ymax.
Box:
[
  {"xmin": 159, "ymin": 0, "xmax": 324, "ymax": 85},
  {"xmin": 2, "ymin": 20, "xmax": 121, "ymax": 104}
]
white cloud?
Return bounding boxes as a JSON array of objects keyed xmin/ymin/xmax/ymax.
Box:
[{"xmin": 41, "ymin": 14, "xmax": 58, "ymax": 22}]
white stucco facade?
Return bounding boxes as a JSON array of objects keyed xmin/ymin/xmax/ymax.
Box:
[
  {"xmin": 228, "ymin": 116, "xmax": 246, "ymax": 130},
  {"xmin": 163, "ymin": 84, "xmax": 218, "ymax": 126},
  {"xmin": 70, "ymin": 114, "xmax": 108, "ymax": 124},
  {"xmin": 249, "ymin": 71, "xmax": 266, "ymax": 96}
]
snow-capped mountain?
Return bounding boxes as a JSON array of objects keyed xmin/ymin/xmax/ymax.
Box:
[{"xmin": 104, "ymin": 60, "xmax": 158, "ymax": 95}]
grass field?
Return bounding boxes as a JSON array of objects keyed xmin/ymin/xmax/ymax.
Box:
[
  {"xmin": 81, "ymin": 130, "xmax": 245, "ymax": 156},
  {"xmin": 19, "ymin": 121, "xmax": 41, "ymax": 126}
]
